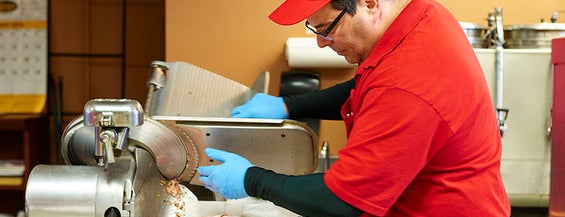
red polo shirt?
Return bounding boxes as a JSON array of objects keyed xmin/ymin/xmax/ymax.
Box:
[{"xmin": 323, "ymin": 0, "xmax": 511, "ymax": 216}]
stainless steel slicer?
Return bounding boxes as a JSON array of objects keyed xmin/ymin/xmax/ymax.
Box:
[
  {"xmin": 25, "ymin": 61, "xmax": 319, "ymax": 217},
  {"xmin": 84, "ymin": 99, "xmax": 144, "ymax": 168}
]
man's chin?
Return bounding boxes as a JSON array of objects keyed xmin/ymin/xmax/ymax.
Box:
[{"xmin": 344, "ymin": 57, "xmax": 360, "ymax": 65}]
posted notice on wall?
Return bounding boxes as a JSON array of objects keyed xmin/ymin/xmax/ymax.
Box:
[{"xmin": 0, "ymin": 0, "xmax": 47, "ymax": 114}]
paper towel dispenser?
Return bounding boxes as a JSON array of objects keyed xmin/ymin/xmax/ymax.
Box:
[{"xmin": 285, "ymin": 37, "xmax": 356, "ymax": 68}]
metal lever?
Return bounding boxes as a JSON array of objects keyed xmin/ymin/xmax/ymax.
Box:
[
  {"xmin": 99, "ymin": 129, "xmax": 118, "ymax": 165},
  {"xmin": 83, "ymin": 99, "xmax": 144, "ymax": 168},
  {"xmin": 320, "ymin": 141, "xmax": 331, "ymax": 171},
  {"xmin": 497, "ymin": 108, "xmax": 509, "ymax": 138},
  {"xmin": 145, "ymin": 61, "xmax": 169, "ymax": 116}
]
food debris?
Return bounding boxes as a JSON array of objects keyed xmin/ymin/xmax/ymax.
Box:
[
  {"xmin": 165, "ymin": 179, "xmax": 183, "ymax": 199},
  {"xmin": 161, "ymin": 179, "xmax": 186, "ymax": 217}
]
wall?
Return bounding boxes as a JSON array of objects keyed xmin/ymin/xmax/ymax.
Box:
[
  {"xmin": 49, "ymin": 0, "xmax": 164, "ymax": 163},
  {"xmin": 165, "ymin": 0, "xmax": 565, "ymax": 155}
]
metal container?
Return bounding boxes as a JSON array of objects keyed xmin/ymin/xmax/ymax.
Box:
[
  {"xmin": 460, "ymin": 22, "xmax": 489, "ymax": 48},
  {"xmin": 504, "ymin": 23, "xmax": 565, "ymax": 48}
]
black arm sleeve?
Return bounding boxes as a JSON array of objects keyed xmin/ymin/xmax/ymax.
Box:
[
  {"xmin": 283, "ymin": 78, "xmax": 355, "ymax": 120},
  {"xmin": 245, "ymin": 167, "xmax": 363, "ymax": 217}
]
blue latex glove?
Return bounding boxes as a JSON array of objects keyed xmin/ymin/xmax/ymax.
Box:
[
  {"xmin": 231, "ymin": 93, "xmax": 289, "ymax": 119},
  {"xmin": 197, "ymin": 148, "xmax": 254, "ymax": 199}
]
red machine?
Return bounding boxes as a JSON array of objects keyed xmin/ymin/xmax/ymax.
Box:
[{"xmin": 551, "ymin": 37, "xmax": 565, "ymax": 217}]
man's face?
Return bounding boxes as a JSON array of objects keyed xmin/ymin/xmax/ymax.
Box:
[{"xmin": 306, "ymin": 1, "xmax": 381, "ymax": 64}]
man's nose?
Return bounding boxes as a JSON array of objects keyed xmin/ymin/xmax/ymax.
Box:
[{"xmin": 316, "ymin": 35, "xmax": 332, "ymax": 48}]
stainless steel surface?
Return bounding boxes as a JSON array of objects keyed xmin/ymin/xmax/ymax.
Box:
[
  {"xmin": 251, "ymin": 70, "xmax": 270, "ymax": 95},
  {"xmin": 153, "ymin": 115, "xmax": 284, "ymax": 124},
  {"xmin": 84, "ymin": 99, "xmax": 144, "ymax": 127},
  {"xmin": 130, "ymin": 148, "xmax": 197, "ymax": 216},
  {"xmin": 59, "ymin": 114, "xmax": 318, "ymax": 184},
  {"xmin": 145, "ymin": 61, "xmax": 168, "ymax": 116},
  {"xmin": 26, "ymin": 149, "xmax": 197, "ymax": 217},
  {"xmin": 28, "ymin": 59, "xmax": 319, "ymax": 216},
  {"xmin": 83, "ymin": 99, "xmax": 144, "ymax": 167},
  {"xmin": 460, "ymin": 21, "xmax": 489, "ymax": 48},
  {"xmin": 61, "ymin": 116, "xmax": 194, "ymax": 181},
  {"xmin": 150, "ymin": 116, "xmax": 319, "ymax": 186},
  {"xmin": 128, "ymin": 118, "xmax": 194, "ymax": 181},
  {"xmin": 321, "ymin": 141, "xmax": 330, "ymax": 171},
  {"xmin": 494, "ymin": 7, "xmax": 508, "ymax": 137},
  {"xmin": 145, "ymin": 61, "xmax": 270, "ymax": 118},
  {"xmin": 26, "ymin": 154, "xmax": 136, "ymax": 217},
  {"xmin": 188, "ymin": 118, "xmax": 317, "ymax": 175},
  {"xmin": 475, "ymin": 48, "xmax": 552, "ymax": 207},
  {"xmin": 60, "ymin": 115, "xmax": 97, "ymax": 165},
  {"xmin": 61, "ymin": 109, "xmax": 318, "ymax": 185},
  {"xmin": 504, "ymin": 23, "xmax": 565, "ymax": 48}
]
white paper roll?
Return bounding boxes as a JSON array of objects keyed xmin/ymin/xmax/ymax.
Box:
[{"xmin": 285, "ymin": 37, "xmax": 356, "ymax": 68}]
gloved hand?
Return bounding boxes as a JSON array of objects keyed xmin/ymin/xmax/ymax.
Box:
[
  {"xmin": 231, "ymin": 93, "xmax": 289, "ymax": 119},
  {"xmin": 197, "ymin": 148, "xmax": 254, "ymax": 199}
]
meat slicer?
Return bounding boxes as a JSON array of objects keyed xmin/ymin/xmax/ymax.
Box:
[{"xmin": 25, "ymin": 61, "xmax": 319, "ymax": 217}]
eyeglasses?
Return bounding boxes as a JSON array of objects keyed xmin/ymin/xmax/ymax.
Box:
[{"xmin": 305, "ymin": 9, "xmax": 347, "ymax": 41}]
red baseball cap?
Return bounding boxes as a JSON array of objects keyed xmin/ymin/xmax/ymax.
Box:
[{"xmin": 269, "ymin": 0, "xmax": 331, "ymax": 25}]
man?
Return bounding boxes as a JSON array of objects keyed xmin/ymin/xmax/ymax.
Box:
[{"xmin": 198, "ymin": 0, "xmax": 511, "ymax": 216}]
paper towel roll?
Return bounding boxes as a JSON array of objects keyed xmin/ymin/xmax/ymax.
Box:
[{"xmin": 285, "ymin": 37, "xmax": 356, "ymax": 68}]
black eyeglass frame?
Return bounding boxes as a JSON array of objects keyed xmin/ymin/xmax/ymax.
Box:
[{"xmin": 305, "ymin": 9, "xmax": 348, "ymax": 40}]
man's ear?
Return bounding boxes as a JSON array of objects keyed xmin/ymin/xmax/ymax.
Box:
[{"xmin": 364, "ymin": 0, "xmax": 378, "ymax": 9}]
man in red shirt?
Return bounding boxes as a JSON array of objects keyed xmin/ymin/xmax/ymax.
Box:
[{"xmin": 199, "ymin": 0, "xmax": 511, "ymax": 216}]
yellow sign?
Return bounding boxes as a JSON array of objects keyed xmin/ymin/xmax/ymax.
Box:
[
  {"xmin": 0, "ymin": 20, "xmax": 47, "ymax": 29},
  {"xmin": 0, "ymin": 94, "xmax": 46, "ymax": 114}
]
